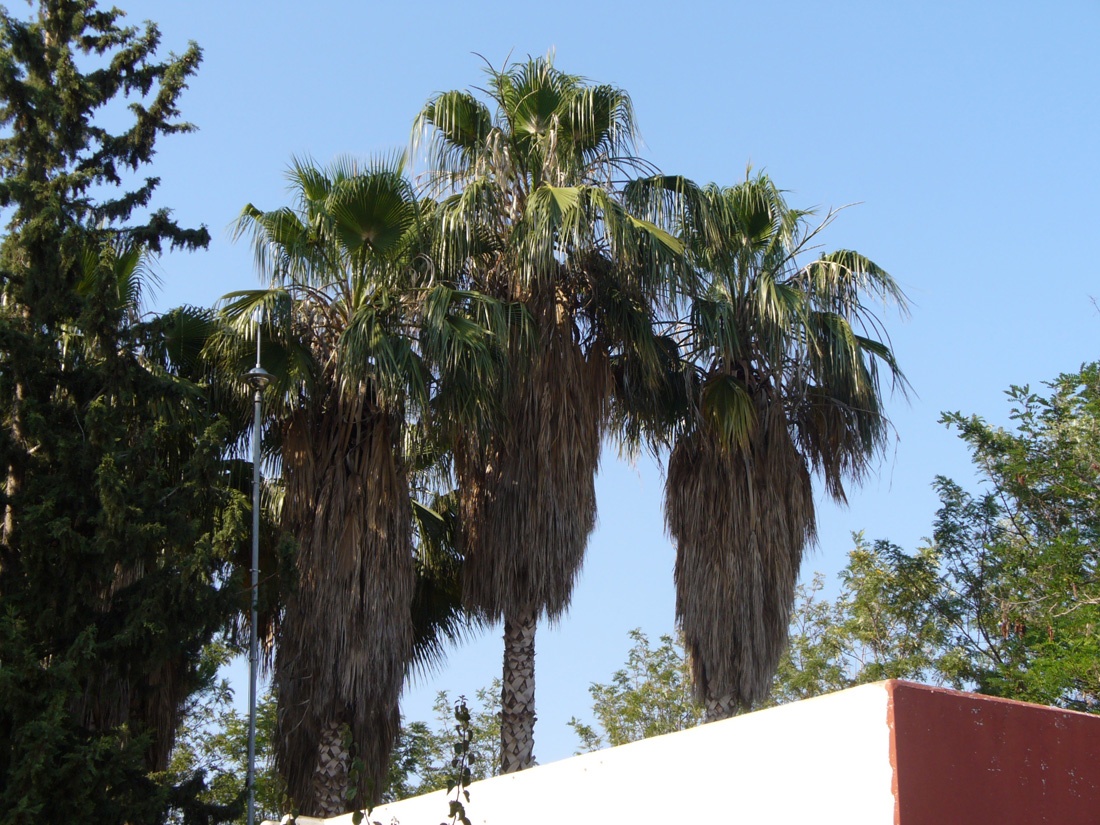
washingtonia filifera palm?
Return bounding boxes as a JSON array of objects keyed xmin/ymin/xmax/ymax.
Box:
[
  {"xmin": 665, "ymin": 173, "xmax": 908, "ymax": 719},
  {"xmin": 223, "ymin": 157, "xmax": 498, "ymax": 816},
  {"xmin": 415, "ymin": 56, "xmax": 684, "ymax": 772}
]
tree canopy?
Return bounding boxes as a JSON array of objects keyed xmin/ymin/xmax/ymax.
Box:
[
  {"xmin": 415, "ymin": 54, "xmax": 686, "ymax": 774},
  {"xmin": 663, "ymin": 173, "xmax": 907, "ymax": 718},
  {"xmin": 0, "ymin": 3, "xmax": 244, "ymax": 822}
]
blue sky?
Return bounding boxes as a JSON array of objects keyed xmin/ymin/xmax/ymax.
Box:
[{"xmin": 88, "ymin": 0, "xmax": 1100, "ymax": 763}]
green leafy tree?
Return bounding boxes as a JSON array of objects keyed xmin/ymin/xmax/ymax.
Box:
[
  {"xmin": 768, "ymin": 541, "xmax": 954, "ymax": 705},
  {"xmin": 387, "ymin": 683, "xmax": 502, "ymax": 800},
  {"xmin": 837, "ymin": 537, "xmax": 951, "ymax": 684},
  {"xmin": 766, "ymin": 574, "xmax": 853, "ymax": 704},
  {"xmin": 783, "ymin": 367, "xmax": 1100, "ymax": 708},
  {"xmin": 0, "ymin": 2, "xmax": 246, "ymax": 822},
  {"xmin": 167, "ymin": 648, "xmax": 282, "ymax": 824},
  {"xmin": 926, "ymin": 365, "xmax": 1100, "ymax": 708},
  {"xmin": 568, "ymin": 630, "xmax": 703, "ymax": 752}
]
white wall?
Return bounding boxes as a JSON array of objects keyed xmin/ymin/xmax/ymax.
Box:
[{"xmin": 326, "ymin": 682, "xmax": 896, "ymax": 825}]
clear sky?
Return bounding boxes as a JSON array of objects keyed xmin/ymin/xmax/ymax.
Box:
[{"xmin": 75, "ymin": 0, "xmax": 1100, "ymax": 764}]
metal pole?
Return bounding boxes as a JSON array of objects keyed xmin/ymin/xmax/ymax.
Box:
[
  {"xmin": 246, "ymin": 313, "xmax": 273, "ymax": 825},
  {"xmin": 248, "ymin": 392, "xmax": 260, "ymax": 825}
]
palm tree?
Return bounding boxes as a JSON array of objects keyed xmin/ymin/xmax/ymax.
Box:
[
  {"xmin": 225, "ymin": 157, "xmax": 496, "ymax": 815},
  {"xmin": 663, "ymin": 173, "xmax": 908, "ymax": 719},
  {"xmin": 414, "ymin": 55, "xmax": 684, "ymax": 772}
]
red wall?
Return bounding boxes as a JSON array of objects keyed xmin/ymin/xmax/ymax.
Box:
[{"xmin": 888, "ymin": 681, "xmax": 1100, "ymax": 824}]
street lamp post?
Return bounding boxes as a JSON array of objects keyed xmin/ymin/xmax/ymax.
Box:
[{"xmin": 245, "ymin": 311, "xmax": 273, "ymax": 825}]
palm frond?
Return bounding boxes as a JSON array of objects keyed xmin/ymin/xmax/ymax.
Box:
[
  {"xmin": 701, "ymin": 374, "xmax": 757, "ymax": 451},
  {"xmin": 803, "ymin": 249, "xmax": 910, "ymax": 315}
]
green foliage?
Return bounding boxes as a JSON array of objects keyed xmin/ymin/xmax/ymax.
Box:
[
  {"xmin": 766, "ymin": 574, "xmax": 853, "ymax": 703},
  {"xmin": 167, "ymin": 649, "xmax": 282, "ymax": 824},
  {"xmin": 929, "ymin": 364, "xmax": 1100, "ymax": 708},
  {"xmin": 568, "ymin": 630, "xmax": 703, "ymax": 751},
  {"xmin": 0, "ymin": 3, "xmax": 243, "ymax": 822},
  {"xmin": 767, "ymin": 541, "xmax": 954, "ymax": 706},
  {"xmin": 386, "ymin": 683, "xmax": 501, "ymax": 801},
  {"xmin": 773, "ymin": 366, "xmax": 1100, "ymax": 711}
]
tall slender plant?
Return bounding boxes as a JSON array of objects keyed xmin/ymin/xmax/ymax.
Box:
[
  {"xmin": 415, "ymin": 55, "xmax": 684, "ymax": 772},
  {"xmin": 225, "ymin": 157, "xmax": 498, "ymax": 816},
  {"xmin": 663, "ymin": 174, "xmax": 908, "ymax": 718}
]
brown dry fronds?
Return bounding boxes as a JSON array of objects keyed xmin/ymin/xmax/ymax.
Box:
[
  {"xmin": 667, "ymin": 397, "xmax": 814, "ymax": 715},
  {"xmin": 70, "ymin": 566, "xmax": 192, "ymax": 772},
  {"xmin": 274, "ymin": 389, "xmax": 414, "ymax": 814},
  {"xmin": 457, "ymin": 307, "xmax": 608, "ymax": 622},
  {"xmin": 70, "ymin": 656, "xmax": 186, "ymax": 772}
]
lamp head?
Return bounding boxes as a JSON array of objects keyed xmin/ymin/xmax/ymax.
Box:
[{"xmin": 245, "ymin": 366, "xmax": 274, "ymax": 390}]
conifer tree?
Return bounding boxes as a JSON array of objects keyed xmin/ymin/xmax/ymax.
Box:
[{"xmin": 0, "ymin": 3, "xmax": 243, "ymax": 821}]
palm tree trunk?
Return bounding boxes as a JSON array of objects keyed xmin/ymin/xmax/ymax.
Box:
[
  {"xmin": 500, "ymin": 608, "xmax": 537, "ymax": 773},
  {"xmin": 705, "ymin": 694, "xmax": 737, "ymax": 721},
  {"xmin": 311, "ymin": 719, "xmax": 351, "ymax": 818}
]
